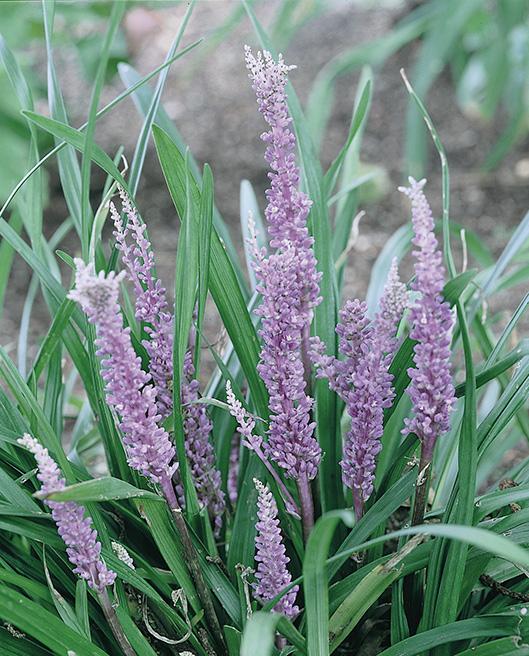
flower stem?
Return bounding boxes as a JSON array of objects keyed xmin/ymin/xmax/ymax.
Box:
[
  {"xmin": 160, "ymin": 476, "xmax": 223, "ymax": 653},
  {"xmin": 297, "ymin": 474, "xmax": 315, "ymax": 542},
  {"xmin": 252, "ymin": 443, "xmax": 300, "ymax": 519},
  {"xmin": 352, "ymin": 488, "xmax": 364, "ymax": 522},
  {"xmin": 411, "ymin": 441, "xmax": 433, "ymax": 526},
  {"xmin": 404, "ymin": 441, "xmax": 433, "ymax": 632},
  {"xmin": 98, "ymin": 588, "xmax": 137, "ymax": 656}
]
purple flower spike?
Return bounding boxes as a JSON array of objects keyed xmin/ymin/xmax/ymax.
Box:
[
  {"xmin": 18, "ymin": 434, "xmax": 116, "ymax": 592},
  {"xmin": 399, "ymin": 178, "xmax": 455, "ymax": 456},
  {"xmin": 245, "ymin": 47, "xmax": 311, "ymax": 252},
  {"xmin": 246, "ymin": 47, "xmax": 322, "ymax": 482},
  {"xmin": 112, "ymin": 192, "xmax": 225, "ymax": 532},
  {"xmin": 68, "ymin": 259, "xmax": 176, "ymax": 484},
  {"xmin": 111, "ymin": 191, "xmax": 173, "ymax": 418},
  {"xmin": 254, "ymin": 479, "xmax": 299, "ymax": 619},
  {"xmin": 341, "ymin": 259, "xmax": 407, "ymax": 513}
]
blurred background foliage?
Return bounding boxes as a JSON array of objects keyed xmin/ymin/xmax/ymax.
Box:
[
  {"xmin": 0, "ymin": 0, "xmax": 529, "ymax": 199},
  {"xmin": 2, "ymin": 0, "xmax": 529, "ymax": 349},
  {"xmin": 2, "ymin": 0, "xmax": 529, "ymax": 203},
  {"xmin": 0, "ymin": 0, "xmax": 129, "ymax": 201}
]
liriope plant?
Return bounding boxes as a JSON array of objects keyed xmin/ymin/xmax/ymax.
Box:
[{"xmin": 3, "ymin": 3, "xmax": 529, "ymax": 656}]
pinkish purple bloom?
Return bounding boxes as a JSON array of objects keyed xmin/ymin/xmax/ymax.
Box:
[
  {"xmin": 112, "ymin": 192, "xmax": 225, "ymax": 532},
  {"xmin": 341, "ymin": 260, "xmax": 407, "ymax": 513},
  {"xmin": 252, "ymin": 247, "xmax": 321, "ymax": 480},
  {"xmin": 18, "ymin": 434, "xmax": 115, "ymax": 592},
  {"xmin": 254, "ymin": 479, "xmax": 299, "ymax": 619},
  {"xmin": 245, "ymin": 48, "xmax": 322, "ymax": 482},
  {"xmin": 68, "ymin": 259, "xmax": 176, "ymax": 484},
  {"xmin": 111, "ymin": 190, "xmax": 173, "ymax": 418},
  {"xmin": 309, "ymin": 260, "xmax": 406, "ymax": 514},
  {"xmin": 399, "ymin": 178, "xmax": 455, "ymax": 456}
]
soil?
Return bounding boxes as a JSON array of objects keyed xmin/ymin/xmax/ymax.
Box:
[{"xmin": 3, "ymin": 0, "xmax": 529, "ymax": 385}]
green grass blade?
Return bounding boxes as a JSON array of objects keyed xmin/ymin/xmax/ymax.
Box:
[
  {"xmin": 329, "ymin": 538, "xmax": 423, "ymax": 652},
  {"xmin": 172, "ymin": 155, "xmax": 201, "ymax": 517},
  {"xmin": 196, "ymin": 163, "xmax": 214, "ymax": 371},
  {"xmin": 0, "ymin": 33, "xmax": 43, "ymax": 253},
  {"xmin": 379, "ymin": 616, "xmax": 521, "ymax": 656},
  {"xmin": 152, "ymin": 124, "xmax": 268, "ymax": 419},
  {"xmin": 0, "ymin": 213, "xmax": 22, "ymax": 321},
  {"xmin": 46, "ymin": 478, "xmax": 162, "ymax": 503},
  {"xmin": 427, "ymin": 306, "xmax": 477, "ymax": 645},
  {"xmin": 240, "ymin": 611, "xmax": 281, "ymax": 656},
  {"xmin": 128, "ymin": 2, "xmax": 194, "ymax": 195},
  {"xmin": 41, "ymin": 0, "xmax": 82, "ymax": 232},
  {"xmin": 79, "ymin": 1, "xmax": 125, "ymax": 259},
  {"xmin": 401, "ymin": 69, "xmax": 456, "ymax": 279},
  {"xmin": 403, "ymin": 0, "xmax": 483, "ymax": 177},
  {"xmin": 323, "ymin": 78, "xmax": 372, "ymax": 195},
  {"xmin": 0, "ymin": 40, "xmax": 200, "ymax": 222},
  {"xmin": 0, "ymin": 584, "xmax": 108, "ymax": 656},
  {"xmin": 22, "ymin": 111, "xmax": 127, "ymax": 190}
]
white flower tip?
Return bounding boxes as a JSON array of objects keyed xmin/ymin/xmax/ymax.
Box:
[
  {"xmin": 253, "ymin": 478, "xmax": 266, "ymax": 493},
  {"xmin": 225, "ymin": 380, "xmax": 233, "ymax": 398},
  {"xmin": 17, "ymin": 433, "xmax": 36, "ymax": 451}
]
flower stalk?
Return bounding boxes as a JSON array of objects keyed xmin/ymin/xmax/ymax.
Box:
[
  {"xmin": 246, "ymin": 47, "xmax": 322, "ymax": 541},
  {"xmin": 160, "ymin": 475, "xmax": 223, "ymax": 652},
  {"xmin": 18, "ymin": 434, "xmax": 135, "ymax": 655},
  {"xmin": 69, "ymin": 260, "xmax": 223, "ymax": 651},
  {"xmin": 98, "ymin": 588, "xmax": 137, "ymax": 656},
  {"xmin": 399, "ymin": 178, "xmax": 456, "ymax": 526}
]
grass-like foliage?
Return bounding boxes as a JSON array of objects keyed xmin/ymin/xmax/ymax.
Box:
[{"xmin": 3, "ymin": 3, "xmax": 529, "ymax": 656}]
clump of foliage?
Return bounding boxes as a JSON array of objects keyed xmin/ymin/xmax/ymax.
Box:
[{"xmin": 3, "ymin": 3, "xmax": 529, "ymax": 656}]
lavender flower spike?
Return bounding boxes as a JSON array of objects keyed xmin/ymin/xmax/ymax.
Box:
[
  {"xmin": 182, "ymin": 350, "xmax": 225, "ymax": 535},
  {"xmin": 245, "ymin": 48, "xmax": 322, "ymax": 482},
  {"xmin": 254, "ymin": 479, "xmax": 299, "ymax": 619},
  {"xmin": 245, "ymin": 47, "xmax": 312, "ymax": 252},
  {"xmin": 398, "ymin": 178, "xmax": 455, "ymax": 457},
  {"xmin": 111, "ymin": 191, "xmax": 173, "ymax": 418},
  {"xmin": 18, "ymin": 434, "xmax": 115, "ymax": 592},
  {"xmin": 68, "ymin": 259, "xmax": 176, "ymax": 484},
  {"xmin": 341, "ymin": 260, "xmax": 407, "ymax": 515},
  {"xmin": 69, "ymin": 264, "xmax": 222, "ymax": 646},
  {"xmin": 112, "ymin": 194, "xmax": 225, "ymax": 533}
]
